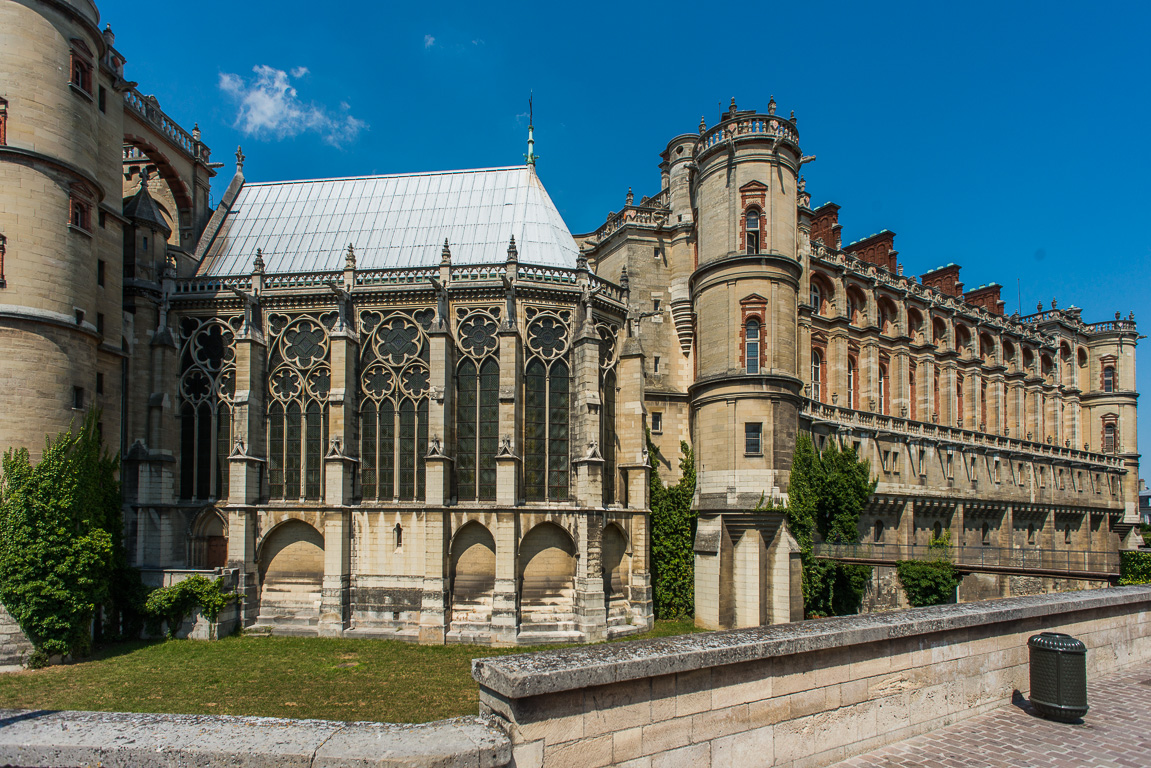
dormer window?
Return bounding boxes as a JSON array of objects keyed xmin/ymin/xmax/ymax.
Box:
[{"xmin": 745, "ymin": 209, "xmax": 760, "ymax": 254}]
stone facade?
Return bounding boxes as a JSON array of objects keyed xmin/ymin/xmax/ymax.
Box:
[
  {"xmin": 580, "ymin": 98, "xmax": 1141, "ymax": 629},
  {"xmin": 0, "ymin": 3, "xmax": 1140, "ymax": 648}
]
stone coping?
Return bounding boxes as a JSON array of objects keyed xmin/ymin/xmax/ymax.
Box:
[
  {"xmin": 0, "ymin": 709, "xmax": 509, "ymax": 768},
  {"xmin": 472, "ymin": 585, "xmax": 1151, "ymax": 698}
]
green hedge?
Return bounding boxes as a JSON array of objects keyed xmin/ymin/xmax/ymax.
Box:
[
  {"xmin": 1119, "ymin": 550, "xmax": 1151, "ymax": 585},
  {"xmin": 896, "ymin": 559, "xmax": 961, "ymax": 606},
  {"xmin": 648, "ymin": 436, "xmax": 697, "ymax": 619}
]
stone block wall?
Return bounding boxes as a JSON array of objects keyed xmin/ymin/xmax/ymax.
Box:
[
  {"xmin": 0, "ymin": 604, "xmax": 32, "ymax": 668},
  {"xmin": 474, "ymin": 586, "xmax": 1151, "ymax": 768}
]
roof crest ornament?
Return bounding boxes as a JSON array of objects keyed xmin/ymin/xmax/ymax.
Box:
[
  {"xmin": 345, "ymin": 243, "xmax": 356, "ymax": 270},
  {"xmin": 235, "ymin": 145, "xmax": 245, "ymax": 172},
  {"xmin": 506, "ymin": 234, "xmax": 518, "ymax": 264},
  {"xmin": 252, "ymin": 247, "xmax": 265, "ymax": 275},
  {"xmin": 441, "ymin": 238, "xmax": 452, "ymax": 265},
  {"xmin": 524, "ymin": 92, "xmax": 539, "ymax": 167}
]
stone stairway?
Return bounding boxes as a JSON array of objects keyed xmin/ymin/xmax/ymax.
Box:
[
  {"xmin": 517, "ymin": 588, "xmax": 581, "ymax": 644},
  {"xmin": 446, "ymin": 595, "xmax": 495, "ymax": 644},
  {"xmin": 252, "ymin": 579, "xmax": 320, "ymax": 635}
]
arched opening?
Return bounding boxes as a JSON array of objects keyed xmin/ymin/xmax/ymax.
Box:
[
  {"xmin": 955, "ymin": 325, "xmax": 972, "ymax": 357},
  {"xmin": 257, "ymin": 520, "xmax": 324, "ymax": 630},
  {"xmin": 845, "ymin": 286, "xmax": 866, "ymax": 326},
  {"xmin": 907, "ymin": 307, "xmax": 925, "ymax": 344},
  {"xmin": 744, "ymin": 317, "xmax": 761, "ymax": 374},
  {"xmin": 745, "ymin": 208, "xmax": 761, "ymax": 254},
  {"xmin": 980, "ymin": 333, "xmax": 996, "ymax": 365},
  {"xmin": 1027, "ymin": 524, "xmax": 1036, "ymax": 545},
  {"xmin": 191, "ymin": 507, "xmax": 228, "ymax": 569},
  {"xmin": 448, "ymin": 522, "xmax": 496, "ymax": 638},
  {"xmin": 932, "ymin": 318, "xmax": 948, "ymax": 349},
  {"xmin": 518, "ymin": 523, "xmax": 577, "ymax": 637},
  {"xmin": 873, "ymin": 519, "xmax": 884, "ymax": 544},
  {"xmin": 1003, "ymin": 340, "xmax": 1017, "ymax": 373},
  {"xmin": 811, "ymin": 348, "xmax": 823, "ymax": 402},
  {"xmin": 932, "ymin": 521, "xmax": 943, "ymax": 542},
  {"xmin": 877, "ymin": 297, "xmax": 897, "ymax": 336},
  {"xmin": 602, "ymin": 523, "xmax": 630, "ymax": 627}
]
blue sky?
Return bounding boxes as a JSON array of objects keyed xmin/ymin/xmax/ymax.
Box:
[{"xmin": 100, "ymin": 0, "xmax": 1151, "ymax": 476}]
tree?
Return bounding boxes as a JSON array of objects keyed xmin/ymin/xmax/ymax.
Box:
[
  {"xmin": 785, "ymin": 434, "xmax": 876, "ymax": 617},
  {"xmin": 0, "ymin": 410, "xmax": 126, "ymax": 659},
  {"xmin": 648, "ymin": 434, "xmax": 697, "ymax": 619}
]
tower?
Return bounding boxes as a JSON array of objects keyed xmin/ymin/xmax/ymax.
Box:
[
  {"xmin": 0, "ymin": 0, "xmax": 129, "ymax": 458},
  {"xmin": 690, "ymin": 98, "xmax": 804, "ymax": 509}
]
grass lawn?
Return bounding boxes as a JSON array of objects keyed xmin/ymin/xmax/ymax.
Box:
[{"xmin": 0, "ymin": 618, "xmax": 701, "ymax": 723}]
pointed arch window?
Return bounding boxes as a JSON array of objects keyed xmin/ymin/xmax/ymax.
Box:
[
  {"xmin": 810, "ymin": 282, "xmax": 822, "ymax": 314},
  {"xmin": 360, "ymin": 310, "xmax": 433, "ymax": 501},
  {"xmin": 178, "ymin": 317, "xmax": 239, "ymax": 501},
  {"xmin": 745, "ymin": 209, "xmax": 761, "ymax": 254},
  {"xmin": 267, "ymin": 314, "xmax": 332, "ymax": 501},
  {"xmin": 525, "ymin": 309, "xmax": 572, "ymax": 502},
  {"xmin": 455, "ymin": 309, "xmax": 502, "ymax": 502}
]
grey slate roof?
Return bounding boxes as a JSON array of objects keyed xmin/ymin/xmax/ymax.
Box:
[{"xmin": 196, "ymin": 165, "xmax": 578, "ymax": 276}]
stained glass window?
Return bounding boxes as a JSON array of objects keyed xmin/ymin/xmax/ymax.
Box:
[
  {"xmin": 267, "ymin": 314, "xmax": 332, "ymax": 501},
  {"xmin": 178, "ymin": 318, "xmax": 238, "ymax": 501},
  {"xmin": 526, "ymin": 360, "xmax": 570, "ymax": 501},
  {"xmin": 359, "ymin": 310, "xmax": 431, "ymax": 502},
  {"xmin": 602, "ymin": 369, "xmax": 617, "ymax": 506}
]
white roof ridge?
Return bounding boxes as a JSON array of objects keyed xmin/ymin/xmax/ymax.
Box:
[{"xmin": 242, "ymin": 165, "xmax": 529, "ymax": 188}]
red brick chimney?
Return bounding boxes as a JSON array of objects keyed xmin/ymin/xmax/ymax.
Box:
[
  {"xmin": 844, "ymin": 230, "xmax": 899, "ymax": 273},
  {"xmin": 920, "ymin": 264, "xmax": 964, "ymax": 297},
  {"xmin": 964, "ymin": 283, "xmax": 1005, "ymax": 315},
  {"xmin": 810, "ymin": 203, "xmax": 842, "ymax": 250}
]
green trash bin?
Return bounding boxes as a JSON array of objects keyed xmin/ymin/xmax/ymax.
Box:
[{"xmin": 1028, "ymin": 632, "xmax": 1088, "ymax": 722}]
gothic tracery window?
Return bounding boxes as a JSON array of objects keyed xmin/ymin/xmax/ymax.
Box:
[
  {"xmin": 360, "ymin": 309, "xmax": 433, "ymax": 501},
  {"xmin": 455, "ymin": 308, "xmax": 501, "ymax": 502},
  {"xmin": 525, "ymin": 308, "xmax": 571, "ymax": 502},
  {"xmin": 179, "ymin": 317, "xmax": 239, "ymax": 500},
  {"xmin": 267, "ymin": 313, "xmax": 332, "ymax": 501}
]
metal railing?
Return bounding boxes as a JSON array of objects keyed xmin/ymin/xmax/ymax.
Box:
[{"xmin": 814, "ymin": 541, "xmax": 1120, "ymax": 575}]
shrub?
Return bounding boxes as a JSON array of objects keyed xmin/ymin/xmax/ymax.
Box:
[
  {"xmin": 896, "ymin": 559, "xmax": 962, "ymax": 606},
  {"xmin": 1119, "ymin": 551, "xmax": 1151, "ymax": 585},
  {"xmin": 0, "ymin": 410, "xmax": 123, "ymax": 657},
  {"xmin": 648, "ymin": 435, "xmax": 696, "ymax": 619},
  {"xmin": 145, "ymin": 575, "xmax": 239, "ymax": 638},
  {"xmin": 786, "ymin": 435, "xmax": 876, "ymax": 617}
]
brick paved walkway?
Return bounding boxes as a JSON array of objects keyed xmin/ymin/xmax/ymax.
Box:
[{"xmin": 831, "ymin": 662, "xmax": 1151, "ymax": 768}]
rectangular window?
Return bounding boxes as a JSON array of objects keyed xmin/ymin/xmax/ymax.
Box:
[
  {"xmin": 652, "ymin": 411, "xmax": 663, "ymax": 434},
  {"xmin": 69, "ymin": 197, "xmax": 91, "ymax": 232},
  {"xmin": 96, "ymin": 372, "xmax": 104, "ymax": 394},
  {"xmin": 745, "ymin": 422, "xmax": 762, "ymax": 455},
  {"xmin": 72, "ymin": 386, "xmax": 84, "ymax": 409},
  {"xmin": 98, "ymin": 85, "xmax": 106, "ymax": 113},
  {"xmin": 69, "ymin": 54, "xmax": 93, "ymax": 95},
  {"xmin": 96, "ymin": 312, "xmax": 104, "ymax": 335},
  {"xmin": 653, "ymin": 298, "xmax": 661, "ymax": 312},
  {"xmin": 98, "ymin": 210, "xmax": 106, "ymax": 229},
  {"xmin": 653, "ymin": 355, "xmax": 661, "ymax": 374},
  {"xmin": 97, "ymin": 260, "xmax": 105, "ymax": 286}
]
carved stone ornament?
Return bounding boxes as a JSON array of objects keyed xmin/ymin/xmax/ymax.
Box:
[
  {"xmin": 497, "ymin": 434, "xmax": 515, "ymax": 457},
  {"xmin": 325, "ymin": 436, "xmax": 346, "ymax": 459},
  {"xmin": 586, "ymin": 440, "xmax": 603, "ymax": 460},
  {"xmin": 229, "ymin": 435, "xmax": 246, "ymax": 458},
  {"xmin": 426, "ymin": 434, "xmax": 445, "ymax": 458}
]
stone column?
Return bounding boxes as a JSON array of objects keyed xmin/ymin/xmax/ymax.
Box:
[
  {"xmin": 418, "ymin": 510, "xmax": 449, "ymax": 644},
  {"xmin": 491, "ymin": 511, "xmax": 518, "ymax": 644},
  {"xmin": 318, "ymin": 307, "xmax": 358, "ymax": 636},
  {"xmin": 425, "ymin": 320, "xmax": 454, "ymax": 505},
  {"xmin": 495, "ymin": 322, "xmax": 521, "ymax": 506},
  {"xmin": 574, "ymin": 515, "xmax": 606, "ymax": 641},
  {"xmin": 226, "ymin": 290, "xmax": 265, "ymax": 626},
  {"xmin": 617, "ymin": 337, "xmax": 649, "ymax": 510},
  {"xmin": 570, "ymin": 320, "xmax": 604, "ymax": 506}
]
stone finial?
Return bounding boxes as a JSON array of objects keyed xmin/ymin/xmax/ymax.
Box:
[
  {"xmin": 1129, "ymin": 311, "xmax": 1135, "ymax": 321},
  {"xmin": 192, "ymin": 123, "xmax": 201, "ymax": 142},
  {"xmin": 768, "ymin": 96, "xmax": 777, "ymax": 115},
  {"xmin": 790, "ymin": 109, "xmax": 796, "ymax": 122},
  {"xmin": 252, "ymin": 248, "xmax": 265, "ymax": 275},
  {"xmin": 798, "ymin": 176, "xmax": 806, "ymax": 193},
  {"xmin": 345, "ymin": 243, "xmax": 356, "ymax": 270},
  {"xmin": 506, "ymin": 234, "xmax": 518, "ymax": 263},
  {"xmin": 103, "ymin": 24, "xmax": 115, "ymax": 46},
  {"xmin": 626, "ymin": 187, "xmax": 634, "ymax": 206},
  {"xmin": 699, "ymin": 116, "xmax": 707, "ymax": 134},
  {"xmin": 235, "ymin": 146, "xmax": 245, "ymax": 171},
  {"xmin": 441, "ymin": 239, "xmax": 451, "ymax": 265},
  {"xmin": 620, "ymin": 265, "xmax": 630, "ymax": 292},
  {"xmin": 1116, "ymin": 311, "xmax": 1122, "ymax": 320},
  {"xmin": 729, "ymin": 97, "xmax": 737, "ymax": 115},
  {"xmin": 1037, "ymin": 301, "xmax": 1044, "ymax": 312},
  {"xmin": 1051, "ymin": 298, "xmax": 1057, "ymax": 309},
  {"xmin": 576, "ymin": 252, "xmax": 589, "ymax": 272}
]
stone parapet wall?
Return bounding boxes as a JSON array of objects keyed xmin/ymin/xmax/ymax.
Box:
[
  {"xmin": 0, "ymin": 604, "xmax": 32, "ymax": 668},
  {"xmin": 474, "ymin": 586, "xmax": 1151, "ymax": 767},
  {"xmin": 0, "ymin": 710, "xmax": 510, "ymax": 768}
]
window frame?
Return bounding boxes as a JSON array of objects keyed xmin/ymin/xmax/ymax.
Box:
[
  {"xmin": 744, "ymin": 317, "xmax": 761, "ymax": 374},
  {"xmin": 744, "ymin": 422, "xmax": 763, "ymax": 456}
]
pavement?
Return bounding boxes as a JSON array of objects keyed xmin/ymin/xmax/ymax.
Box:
[{"xmin": 831, "ymin": 661, "xmax": 1151, "ymax": 768}]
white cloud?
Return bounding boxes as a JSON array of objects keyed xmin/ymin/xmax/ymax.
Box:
[
  {"xmin": 218, "ymin": 65, "xmax": 367, "ymax": 148},
  {"xmin": 424, "ymin": 34, "xmax": 436, "ymax": 48}
]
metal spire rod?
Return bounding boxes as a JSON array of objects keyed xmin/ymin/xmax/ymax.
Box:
[{"xmin": 525, "ymin": 92, "xmax": 538, "ymax": 167}]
